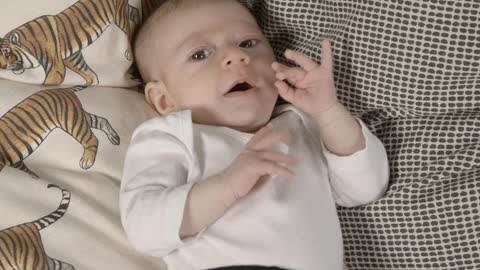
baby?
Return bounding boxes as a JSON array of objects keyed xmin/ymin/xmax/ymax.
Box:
[{"xmin": 120, "ymin": 0, "xmax": 389, "ymax": 269}]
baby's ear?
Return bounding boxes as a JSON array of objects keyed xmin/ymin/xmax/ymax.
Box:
[{"xmin": 144, "ymin": 81, "xmax": 178, "ymax": 115}]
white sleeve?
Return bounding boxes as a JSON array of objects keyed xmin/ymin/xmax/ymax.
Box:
[
  {"xmin": 119, "ymin": 118, "xmax": 194, "ymax": 257},
  {"xmin": 323, "ymin": 119, "xmax": 390, "ymax": 207}
]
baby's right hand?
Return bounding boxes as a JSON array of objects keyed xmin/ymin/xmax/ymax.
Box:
[{"xmin": 220, "ymin": 124, "xmax": 298, "ymax": 200}]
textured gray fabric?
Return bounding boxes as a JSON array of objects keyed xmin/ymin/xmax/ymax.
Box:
[{"xmin": 241, "ymin": 0, "xmax": 480, "ymax": 269}]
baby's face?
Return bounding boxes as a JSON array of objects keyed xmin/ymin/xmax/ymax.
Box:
[{"xmin": 151, "ymin": 0, "xmax": 278, "ymax": 132}]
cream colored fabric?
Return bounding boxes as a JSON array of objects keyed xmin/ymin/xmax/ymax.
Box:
[{"xmin": 0, "ymin": 79, "xmax": 166, "ymax": 270}]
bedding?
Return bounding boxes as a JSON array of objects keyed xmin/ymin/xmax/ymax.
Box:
[
  {"xmin": 0, "ymin": 0, "xmax": 157, "ymax": 87},
  {"xmin": 243, "ymin": 0, "xmax": 480, "ymax": 269},
  {"xmin": 1, "ymin": 0, "xmax": 479, "ymax": 270},
  {"xmin": 0, "ymin": 80, "xmax": 166, "ymax": 270}
]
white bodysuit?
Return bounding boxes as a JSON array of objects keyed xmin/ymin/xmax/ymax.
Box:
[{"xmin": 120, "ymin": 104, "xmax": 389, "ymax": 270}]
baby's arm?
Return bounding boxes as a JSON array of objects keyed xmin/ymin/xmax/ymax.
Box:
[
  {"xmin": 119, "ymin": 123, "xmax": 194, "ymax": 256},
  {"xmin": 120, "ymin": 119, "xmax": 296, "ymax": 257},
  {"xmin": 272, "ymin": 40, "xmax": 389, "ymax": 206},
  {"xmin": 272, "ymin": 40, "xmax": 364, "ymax": 156},
  {"xmin": 180, "ymin": 124, "xmax": 297, "ymax": 238}
]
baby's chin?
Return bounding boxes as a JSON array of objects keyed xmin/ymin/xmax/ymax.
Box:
[
  {"xmin": 231, "ymin": 109, "xmax": 276, "ymax": 133},
  {"xmin": 224, "ymin": 114, "xmax": 273, "ymax": 133},
  {"xmin": 191, "ymin": 114, "xmax": 269, "ymax": 133},
  {"xmin": 191, "ymin": 100, "xmax": 276, "ymax": 132}
]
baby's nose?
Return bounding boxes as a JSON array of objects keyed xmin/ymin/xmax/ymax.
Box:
[{"xmin": 222, "ymin": 48, "xmax": 250, "ymax": 68}]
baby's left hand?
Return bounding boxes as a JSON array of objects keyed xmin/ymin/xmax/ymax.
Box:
[{"xmin": 272, "ymin": 39, "xmax": 338, "ymax": 117}]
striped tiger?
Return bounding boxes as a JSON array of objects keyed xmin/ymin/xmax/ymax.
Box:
[
  {"xmin": 0, "ymin": 0, "xmax": 140, "ymax": 86},
  {"xmin": 0, "ymin": 86, "xmax": 120, "ymax": 179},
  {"xmin": 0, "ymin": 184, "xmax": 74, "ymax": 270}
]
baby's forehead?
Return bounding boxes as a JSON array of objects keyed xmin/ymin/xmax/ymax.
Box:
[
  {"xmin": 150, "ymin": 6, "xmax": 260, "ymax": 43},
  {"xmin": 152, "ymin": 0, "xmax": 256, "ymax": 26},
  {"xmin": 137, "ymin": 1, "xmax": 261, "ymax": 62}
]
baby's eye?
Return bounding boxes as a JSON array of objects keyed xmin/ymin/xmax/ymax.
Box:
[
  {"xmin": 191, "ymin": 49, "xmax": 210, "ymax": 61},
  {"xmin": 239, "ymin": 39, "xmax": 257, "ymax": 48}
]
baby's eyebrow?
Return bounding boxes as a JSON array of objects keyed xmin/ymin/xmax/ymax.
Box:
[
  {"xmin": 175, "ymin": 34, "xmax": 203, "ymax": 54},
  {"xmin": 174, "ymin": 23, "xmax": 263, "ymax": 54}
]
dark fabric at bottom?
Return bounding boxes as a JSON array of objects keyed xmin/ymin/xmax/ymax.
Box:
[{"xmin": 208, "ymin": 266, "xmax": 288, "ymax": 270}]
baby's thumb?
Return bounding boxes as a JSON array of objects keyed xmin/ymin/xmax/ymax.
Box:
[{"xmin": 275, "ymin": 80, "xmax": 296, "ymax": 104}]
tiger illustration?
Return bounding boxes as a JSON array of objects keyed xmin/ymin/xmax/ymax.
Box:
[
  {"xmin": 0, "ymin": 184, "xmax": 74, "ymax": 270},
  {"xmin": 0, "ymin": 0, "xmax": 140, "ymax": 86},
  {"xmin": 0, "ymin": 86, "xmax": 120, "ymax": 179}
]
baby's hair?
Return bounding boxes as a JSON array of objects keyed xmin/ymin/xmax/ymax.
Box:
[
  {"xmin": 133, "ymin": 0, "xmax": 193, "ymax": 83},
  {"xmin": 153, "ymin": 0, "xmax": 243, "ymax": 16},
  {"xmin": 151, "ymin": 0, "xmax": 195, "ymax": 16}
]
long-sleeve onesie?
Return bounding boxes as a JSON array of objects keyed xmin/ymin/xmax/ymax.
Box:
[{"xmin": 119, "ymin": 104, "xmax": 389, "ymax": 270}]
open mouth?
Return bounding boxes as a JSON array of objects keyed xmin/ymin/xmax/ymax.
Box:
[{"xmin": 226, "ymin": 82, "xmax": 253, "ymax": 95}]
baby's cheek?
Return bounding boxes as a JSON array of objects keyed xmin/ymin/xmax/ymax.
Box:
[{"xmin": 264, "ymin": 62, "xmax": 277, "ymax": 80}]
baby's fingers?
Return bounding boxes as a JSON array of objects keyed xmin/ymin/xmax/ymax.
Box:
[
  {"xmin": 320, "ymin": 39, "xmax": 334, "ymax": 70},
  {"xmin": 275, "ymin": 67, "xmax": 306, "ymax": 83},
  {"xmin": 261, "ymin": 151, "xmax": 298, "ymax": 166},
  {"xmin": 261, "ymin": 159, "xmax": 295, "ymax": 178},
  {"xmin": 271, "ymin": 61, "xmax": 290, "ymax": 73},
  {"xmin": 274, "ymin": 80, "xmax": 296, "ymax": 104},
  {"xmin": 284, "ymin": 50, "xmax": 318, "ymax": 72},
  {"xmin": 247, "ymin": 127, "xmax": 291, "ymax": 151},
  {"xmin": 247, "ymin": 123, "xmax": 274, "ymax": 147},
  {"xmin": 273, "ymin": 61, "xmax": 306, "ymax": 86}
]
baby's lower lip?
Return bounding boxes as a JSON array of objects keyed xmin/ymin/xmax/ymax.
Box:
[{"xmin": 224, "ymin": 87, "xmax": 256, "ymax": 97}]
